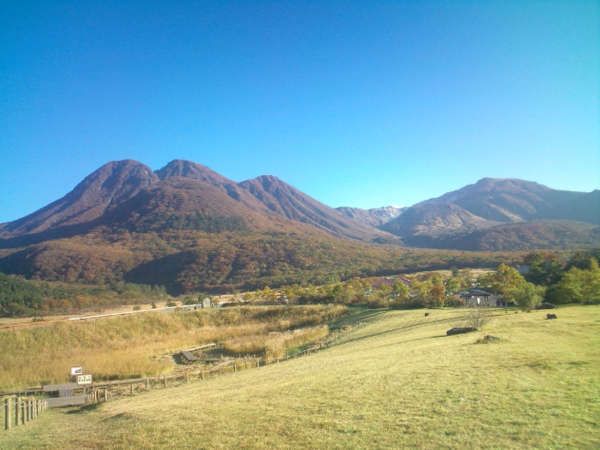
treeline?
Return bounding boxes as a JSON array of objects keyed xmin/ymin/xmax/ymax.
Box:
[
  {"xmin": 132, "ymin": 213, "xmax": 248, "ymax": 233},
  {"xmin": 0, "ymin": 274, "xmax": 167, "ymax": 317},
  {"xmin": 0, "ymin": 229, "xmax": 524, "ymax": 294},
  {"xmin": 244, "ymin": 269, "xmax": 476, "ymax": 309},
  {"xmin": 476, "ymin": 249, "xmax": 600, "ymax": 309},
  {"xmin": 248, "ymin": 248, "xmax": 600, "ymax": 310}
]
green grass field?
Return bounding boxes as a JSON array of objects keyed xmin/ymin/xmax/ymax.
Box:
[{"xmin": 3, "ymin": 305, "xmax": 599, "ymax": 449}]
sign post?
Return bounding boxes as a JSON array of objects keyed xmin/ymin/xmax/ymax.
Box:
[{"xmin": 76, "ymin": 374, "xmax": 93, "ymax": 385}]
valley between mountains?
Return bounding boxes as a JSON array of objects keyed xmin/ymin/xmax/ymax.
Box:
[{"xmin": 0, "ymin": 159, "xmax": 597, "ymax": 294}]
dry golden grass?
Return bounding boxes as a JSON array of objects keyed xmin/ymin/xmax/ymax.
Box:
[
  {"xmin": 0, "ymin": 305, "xmax": 346, "ymax": 390},
  {"xmin": 3, "ymin": 305, "xmax": 599, "ymax": 448},
  {"xmin": 223, "ymin": 325, "xmax": 330, "ymax": 360}
]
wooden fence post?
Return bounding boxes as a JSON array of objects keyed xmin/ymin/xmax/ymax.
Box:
[
  {"xmin": 4, "ymin": 398, "xmax": 10, "ymax": 430},
  {"xmin": 163, "ymin": 376, "xmax": 167, "ymax": 388},
  {"xmin": 130, "ymin": 384, "xmax": 134, "ymax": 396},
  {"xmin": 15, "ymin": 397, "xmax": 20, "ymax": 427},
  {"xmin": 145, "ymin": 378, "xmax": 149, "ymax": 390}
]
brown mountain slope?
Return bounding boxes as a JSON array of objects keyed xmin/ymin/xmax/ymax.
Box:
[
  {"xmin": 0, "ymin": 159, "xmax": 390, "ymax": 244},
  {"xmin": 102, "ymin": 177, "xmax": 297, "ymax": 233},
  {"xmin": 409, "ymin": 220, "xmax": 600, "ymax": 251},
  {"xmin": 382, "ymin": 203, "xmax": 496, "ymax": 238},
  {"xmin": 417, "ymin": 177, "xmax": 598, "ymax": 223},
  {"xmin": 0, "ymin": 160, "xmax": 158, "ymax": 237},
  {"xmin": 238, "ymin": 175, "xmax": 395, "ymax": 242},
  {"xmin": 382, "ymin": 178, "xmax": 600, "ymax": 248},
  {"xmin": 155, "ymin": 159, "xmax": 232, "ymax": 186},
  {"xmin": 0, "ymin": 159, "xmax": 402, "ymax": 293}
]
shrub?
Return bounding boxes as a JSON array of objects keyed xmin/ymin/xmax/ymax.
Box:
[
  {"xmin": 182, "ymin": 296, "xmax": 197, "ymax": 305},
  {"xmin": 514, "ymin": 282, "xmax": 544, "ymax": 311},
  {"xmin": 445, "ymin": 295, "xmax": 465, "ymax": 307},
  {"xmin": 465, "ymin": 308, "xmax": 490, "ymax": 329}
]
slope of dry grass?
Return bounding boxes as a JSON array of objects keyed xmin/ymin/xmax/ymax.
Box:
[
  {"xmin": 3, "ymin": 305, "xmax": 599, "ymax": 448},
  {"xmin": 0, "ymin": 305, "xmax": 346, "ymax": 390}
]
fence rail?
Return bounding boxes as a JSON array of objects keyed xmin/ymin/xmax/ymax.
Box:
[
  {"xmin": 0, "ymin": 319, "xmax": 367, "ymax": 431},
  {"xmin": 1, "ymin": 396, "xmax": 48, "ymax": 431}
]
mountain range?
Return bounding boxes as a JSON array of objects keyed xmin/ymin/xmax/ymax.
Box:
[
  {"xmin": 0, "ymin": 160, "xmax": 391, "ymax": 245},
  {"xmin": 380, "ymin": 178, "xmax": 599, "ymax": 249},
  {"xmin": 0, "ymin": 159, "xmax": 597, "ymax": 292}
]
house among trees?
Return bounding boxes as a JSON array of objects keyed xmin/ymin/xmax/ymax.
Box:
[{"xmin": 459, "ymin": 289, "xmax": 499, "ymax": 307}]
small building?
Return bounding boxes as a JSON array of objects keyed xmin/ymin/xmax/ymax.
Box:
[{"xmin": 459, "ymin": 289, "xmax": 499, "ymax": 307}]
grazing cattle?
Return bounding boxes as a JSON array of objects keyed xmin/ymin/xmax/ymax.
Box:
[
  {"xmin": 546, "ymin": 313, "xmax": 557, "ymax": 320},
  {"xmin": 424, "ymin": 312, "xmax": 430, "ymax": 317}
]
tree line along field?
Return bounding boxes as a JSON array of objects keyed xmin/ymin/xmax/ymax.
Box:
[
  {"xmin": 3, "ymin": 305, "xmax": 599, "ymax": 448},
  {"xmin": 2, "ymin": 248, "xmax": 598, "ymax": 318},
  {"xmin": 0, "ymin": 228, "xmax": 529, "ymax": 300}
]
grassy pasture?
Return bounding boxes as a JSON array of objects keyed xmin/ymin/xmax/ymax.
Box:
[{"xmin": 3, "ymin": 305, "xmax": 599, "ymax": 448}]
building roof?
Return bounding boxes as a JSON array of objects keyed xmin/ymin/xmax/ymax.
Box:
[{"xmin": 460, "ymin": 289, "xmax": 492, "ymax": 297}]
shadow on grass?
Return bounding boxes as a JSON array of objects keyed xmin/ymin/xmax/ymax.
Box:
[
  {"xmin": 66, "ymin": 402, "xmax": 102, "ymax": 414},
  {"xmin": 331, "ymin": 314, "xmax": 475, "ymax": 348},
  {"xmin": 329, "ymin": 307, "xmax": 387, "ymax": 331}
]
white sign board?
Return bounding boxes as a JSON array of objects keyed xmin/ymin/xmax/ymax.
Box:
[
  {"xmin": 70, "ymin": 366, "xmax": 83, "ymax": 376},
  {"xmin": 76, "ymin": 374, "xmax": 92, "ymax": 385}
]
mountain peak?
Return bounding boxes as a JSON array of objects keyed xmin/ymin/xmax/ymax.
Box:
[
  {"xmin": 249, "ymin": 174, "xmax": 286, "ymax": 188},
  {"xmin": 155, "ymin": 160, "xmax": 232, "ymax": 186},
  {"xmin": 2, "ymin": 159, "xmax": 157, "ymax": 236}
]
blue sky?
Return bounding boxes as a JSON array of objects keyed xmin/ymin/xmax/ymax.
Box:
[{"xmin": 1, "ymin": 0, "xmax": 598, "ymax": 222}]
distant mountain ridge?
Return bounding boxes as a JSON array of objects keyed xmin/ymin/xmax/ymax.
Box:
[
  {"xmin": 381, "ymin": 177, "xmax": 599, "ymax": 249},
  {"xmin": 336, "ymin": 206, "xmax": 404, "ymax": 228}
]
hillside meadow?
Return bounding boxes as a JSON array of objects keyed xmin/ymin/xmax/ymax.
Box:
[
  {"xmin": 0, "ymin": 305, "xmax": 347, "ymax": 390},
  {"xmin": 2, "ymin": 305, "xmax": 599, "ymax": 448}
]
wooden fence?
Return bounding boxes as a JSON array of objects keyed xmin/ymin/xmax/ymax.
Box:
[
  {"xmin": 1, "ymin": 396, "xmax": 48, "ymax": 431},
  {"xmin": 0, "ymin": 320, "xmax": 367, "ymax": 428},
  {"xmin": 81, "ymin": 325, "xmax": 362, "ymax": 405}
]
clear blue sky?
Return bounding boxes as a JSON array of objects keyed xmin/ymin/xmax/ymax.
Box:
[{"xmin": 1, "ymin": 0, "xmax": 598, "ymax": 222}]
